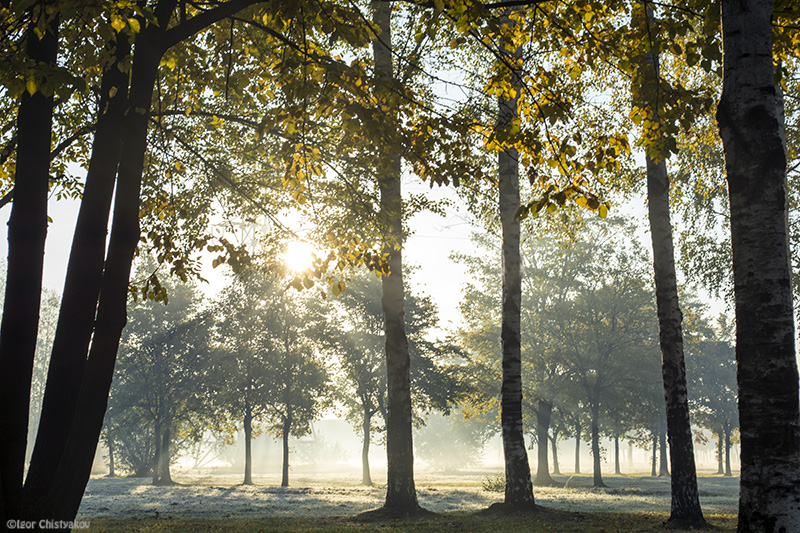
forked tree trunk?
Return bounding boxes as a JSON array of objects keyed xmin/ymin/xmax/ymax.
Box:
[
  {"xmin": 717, "ymin": 0, "xmax": 800, "ymax": 529},
  {"xmin": 589, "ymin": 403, "xmax": 606, "ymax": 488},
  {"xmin": 362, "ymin": 411, "xmax": 373, "ymax": 486},
  {"xmin": 632, "ymin": 3, "xmax": 705, "ymax": 526},
  {"xmin": 372, "ymin": 1, "xmax": 420, "ymax": 515},
  {"xmin": 243, "ymin": 404, "xmax": 253, "ymax": 485},
  {"xmin": 0, "ymin": 13, "xmax": 59, "ymax": 522},
  {"xmin": 574, "ymin": 422, "xmax": 581, "ymax": 474},
  {"xmin": 534, "ymin": 400, "xmax": 554, "ymax": 486},
  {"xmin": 25, "ymin": 33, "xmax": 131, "ymax": 500},
  {"xmin": 497, "ymin": 12, "xmax": 534, "ymax": 509}
]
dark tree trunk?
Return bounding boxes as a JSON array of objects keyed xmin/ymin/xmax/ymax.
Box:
[
  {"xmin": 362, "ymin": 411, "xmax": 373, "ymax": 486},
  {"xmin": 155, "ymin": 426, "xmax": 173, "ymax": 486},
  {"xmin": 717, "ymin": 0, "xmax": 800, "ymax": 529},
  {"xmin": 152, "ymin": 420, "xmax": 162, "ymax": 486},
  {"xmin": 243, "ymin": 404, "xmax": 253, "ymax": 485},
  {"xmin": 0, "ymin": 13, "xmax": 59, "ymax": 521},
  {"xmin": 614, "ymin": 436, "xmax": 621, "ymax": 475},
  {"xmin": 372, "ymin": 1, "xmax": 420, "ymax": 515},
  {"xmin": 281, "ymin": 413, "xmax": 291, "ymax": 488},
  {"xmin": 24, "ymin": 9, "xmax": 172, "ymax": 520},
  {"xmin": 574, "ymin": 422, "xmax": 581, "ymax": 474},
  {"xmin": 658, "ymin": 426, "xmax": 670, "ymax": 477},
  {"xmin": 632, "ymin": 3, "xmax": 705, "ymax": 525},
  {"xmin": 496, "ymin": 12, "xmax": 534, "ymax": 509},
  {"xmin": 724, "ymin": 425, "xmax": 732, "ymax": 478},
  {"xmin": 590, "ymin": 404, "xmax": 606, "ymax": 488},
  {"xmin": 651, "ymin": 435, "xmax": 657, "ymax": 477},
  {"xmin": 107, "ymin": 426, "xmax": 116, "ymax": 478},
  {"xmin": 716, "ymin": 430, "xmax": 724, "ymax": 475},
  {"xmin": 550, "ymin": 430, "xmax": 561, "ymax": 475},
  {"xmin": 25, "ymin": 33, "xmax": 130, "ymax": 500},
  {"xmin": 534, "ymin": 401, "xmax": 554, "ymax": 486}
]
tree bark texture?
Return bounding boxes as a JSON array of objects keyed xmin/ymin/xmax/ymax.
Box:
[
  {"xmin": 372, "ymin": 1, "xmax": 420, "ymax": 514},
  {"xmin": 497, "ymin": 14, "xmax": 534, "ymax": 508},
  {"xmin": 534, "ymin": 401, "xmax": 554, "ymax": 486},
  {"xmin": 25, "ymin": 34, "xmax": 131, "ymax": 500},
  {"xmin": 0, "ymin": 15, "xmax": 58, "ymax": 522},
  {"xmin": 658, "ymin": 426, "xmax": 669, "ymax": 477},
  {"xmin": 632, "ymin": 2, "xmax": 705, "ymax": 524},
  {"xmin": 550, "ymin": 430, "xmax": 560, "ymax": 475},
  {"xmin": 717, "ymin": 0, "xmax": 800, "ymax": 530}
]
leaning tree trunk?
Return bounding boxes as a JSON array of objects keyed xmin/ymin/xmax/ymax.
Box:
[
  {"xmin": 589, "ymin": 403, "xmax": 606, "ymax": 488},
  {"xmin": 632, "ymin": 3, "xmax": 705, "ymax": 526},
  {"xmin": 496, "ymin": 11, "xmax": 534, "ymax": 510},
  {"xmin": 717, "ymin": 0, "xmax": 800, "ymax": 530},
  {"xmin": 372, "ymin": 1, "xmax": 420, "ymax": 515},
  {"xmin": 362, "ymin": 410, "xmax": 373, "ymax": 486},
  {"xmin": 534, "ymin": 400, "xmax": 554, "ymax": 486},
  {"xmin": 243, "ymin": 403, "xmax": 253, "ymax": 485},
  {"xmin": 25, "ymin": 33, "xmax": 131, "ymax": 500},
  {"xmin": 0, "ymin": 12, "xmax": 59, "ymax": 522},
  {"xmin": 24, "ymin": 8, "xmax": 172, "ymax": 521}
]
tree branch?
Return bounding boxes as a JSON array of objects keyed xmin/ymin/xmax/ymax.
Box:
[{"xmin": 163, "ymin": 0, "xmax": 262, "ymax": 51}]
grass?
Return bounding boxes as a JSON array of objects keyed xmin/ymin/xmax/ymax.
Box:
[{"xmin": 85, "ymin": 510, "xmax": 738, "ymax": 532}]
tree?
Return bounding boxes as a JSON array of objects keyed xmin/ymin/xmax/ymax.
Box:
[{"xmin": 716, "ymin": 0, "xmax": 800, "ymax": 529}]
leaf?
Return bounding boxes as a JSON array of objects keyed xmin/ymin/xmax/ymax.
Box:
[
  {"xmin": 598, "ymin": 204, "xmax": 608, "ymax": 219},
  {"xmin": 111, "ymin": 17, "xmax": 126, "ymax": 32},
  {"xmin": 128, "ymin": 18, "xmax": 141, "ymax": 33},
  {"xmin": 25, "ymin": 78, "xmax": 37, "ymax": 96}
]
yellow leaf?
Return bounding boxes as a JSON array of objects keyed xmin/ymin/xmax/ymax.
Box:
[
  {"xmin": 128, "ymin": 18, "xmax": 140, "ymax": 33},
  {"xmin": 25, "ymin": 78, "xmax": 37, "ymax": 96},
  {"xmin": 108, "ymin": 86, "xmax": 118, "ymax": 98},
  {"xmin": 111, "ymin": 17, "xmax": 125, "ymax": 32},
  {"xmin": 598, "ymin": 204, "xmax": 608, "ymax": 219}
]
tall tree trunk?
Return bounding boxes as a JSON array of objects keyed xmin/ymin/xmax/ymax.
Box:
[
  {"xmin": 628, "ymin": 441, "xmax": 633, "ymax": 468},
  {"xmin": 717, "ymin": 1, "xmax": 800, "ymax": 529},
  {"xmin": 243, "ymin": 403, "xmax": 253, "ymax": 485},
  {"xmin": 550, "ymin": 430, "xmax": 560, "ymax": 475},
  {"xmin": 659, "ymin": 426, "xmax": 669, "ymax": 477},
  {"xmin": 717, "ymin": 429, "xmax": 724, "ymax": 475},
  {"xmin": 152, "ymin": 420, "xmax": 162, "ymax": 486},
  {"xmin": 496, "ymin": 12, "xmax": 534, "ymax": 509},
  {"xmin": 25, "ymin": 33, "xmax": 130, "ymax": 500},
  {"xmin": 372, "ymin": 1, "xmax": 420, "ymax": 515},
  {"xmin": 651, "ymin": 434, "xmax": 657, "ymax": 477},
  {"xmin": 574, "ymin": 422, "xmax": 581, "ymax": 474},
  {"xmin": 156, "ymin": 425, "xmax": 173, "ymax": 486},
  {"xmin": 614, "ymin": 435, "xmax": 621, "ymax": 475},
  {"xmin": 24, "ymin": 8, "xmax": 173, "ymax": 520},
  {"xmin": 724, "ymin": 425, "xmax": 732, "ymax": 478},
  {"xmin": 362, "ymin": 410, "xmax": 373, "ymax": 486},
  {"xmin": 632, "ymin": 3, "xmax": 705, "ymax": 526},
  {"xmin": 281, "ymin": 413, "xmax": 291, "ymax": 488},
  {"xmin": 0, "ymin": 12, "xmax": 59, "ymax": 521},
  {"xmin": 534, "ymin": 400, "xmax": 554, "ymax": 486},
  {"xmin": 590, "ymin": 404, "xmax": 606, "ymax": 488},
  {"xmin": 107, "ymin": 426, "xmax": 116, "ymax": 478}
]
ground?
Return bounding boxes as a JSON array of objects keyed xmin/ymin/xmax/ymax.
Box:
[{"xmin": 74, "ymin": 470, "xmax": 738, "ymax": 531}]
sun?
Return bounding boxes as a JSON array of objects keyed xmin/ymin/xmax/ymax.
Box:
[{"xmin": 283, "ymin": 240, "xmax": 317, "ymax": 272}]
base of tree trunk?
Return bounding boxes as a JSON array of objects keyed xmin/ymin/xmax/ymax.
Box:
[
  {"xmin": 532, "ymin": 476, "xmax": 561, "ymax": 488},
  {"xmin": 592, "ymin": 481, "xmax": 609, "ymax": 489},
  {"xmin": 663, "ymin": 514, "xmax": 710, "ymax": 530},
  {"xmin": 153, "ymin": 478, "xmax": 179, "ymax": 487},
  {"xmin": 355, "ymin": 504, "xmax": 433, "ymax": 521},
  {"xmin": 480, "ymin": 501, "xmax": 538, "ymax": 515}
]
